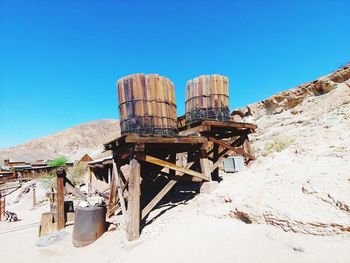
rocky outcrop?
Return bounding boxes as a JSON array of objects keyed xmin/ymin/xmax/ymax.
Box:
[
  {"xmin": 232, "ymin": 64, "xmax": 350, "ymax": 120},
  {"xmin": 214, "ymin": 70, "xmax": 350, "ymax": 236}
]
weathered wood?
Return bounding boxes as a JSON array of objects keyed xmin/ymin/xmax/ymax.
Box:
[
  {"xmin": 199, "ymin": 148, "xmax": 211, "ymax": 181},
  {"xmin": 0, "ymin": 197, "xmax": 5, "ymax": 221},
  {"xmin": 179, "ymin": 120, "xmax": 257, "ymax": 132},
  {"xmin": 107, "ymin": 164, "xmax": 117, "ymax": 217},
  {"xmin": 186, "ymin": 75, "xmax": 230, "ymax": 124},
  {"xmin": 114, "ymin": 161, "xmax": 127, "ymax": 224},
  {"xmin": 141, "ymin": 180, "xmax": 177, "ymax": 220},
  {"xmin": 118, "ymin": 74, "xmax": 177, "ymax": 135},
  {"xmin": 32, "ymin": 187, "xmax": 36, "ymax": 208},
  {"xmin": 128, "ymin": 158, "xmax": 141, "ymax": 241},
  {"xmin": 141, "ymin": 161, "xmax": 195, "ymax": 220},
  {"xmin": 39, "ymin": 212, "xmax": 57, "ymax": 237},
  {"xmin": 56, "ymin": 174, "xmax": 65, "ymax": 230},
  {"xmin": 65, "ymin": 181, "xmax": 87, "ymax": 201},
  {"xmin": 208, "ymin": 137, "xmax": 255, "ymax": 160},
  {"xmin": 125, "ymin": 134, "xmax": 207, "ymax": 144},
  {"xmin": 138, "ymin": 155, "xmax": 209, "ymax": 181},
  {"xmin": 212, "ymin": 144, "xmax": 219, "ymax": 180}
]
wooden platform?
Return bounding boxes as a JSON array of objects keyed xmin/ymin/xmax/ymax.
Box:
[
  {"xmin": 104, "ymin": 120, "xmax": 257, "ymax": 241},
  {"xmin": 104, "ymin": 134, "xmax": 211, "ymax": 241}
]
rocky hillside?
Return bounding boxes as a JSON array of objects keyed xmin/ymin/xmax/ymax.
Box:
[
  {"xmin": 0, "ymin": 119, "xmax": 120, "ymax": 163},
  {"xmin": 219, "ymin": 64, "xmax": 350, "ymax": 236},
  {"xmin": 232, "ymin": 64, "xmax": 350, "ymax": 120}
]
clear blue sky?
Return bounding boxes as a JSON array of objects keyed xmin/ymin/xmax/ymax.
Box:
[{"xmin": 0, "ymin": 0, "xmax": 349, "ymax": 148}]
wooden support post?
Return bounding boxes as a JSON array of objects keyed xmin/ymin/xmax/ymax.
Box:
[
  {"xmin": 212, "ymin": 144, "xmax": 219, "ymax": 180},
  {"xmin": 56, "ymin": 168, "xmax": 66, "ymax": 230},
  {"xmin": 0, "ymin": 196, "xmax": 5, "ymax": 221},
  {"xmin": 128, "ymin": 157, "xmax": 141, "ymax": 241},
  {"xmin": 32, "ymin": 187, "xmax": 36, "ymax": 208},
  {"xmin": 199, "ymin": 144, "xmax": 211, "ymax": 181},
  {"xmin": 114, "ymin": 161, "xmax": 127, "ymax": 224}
]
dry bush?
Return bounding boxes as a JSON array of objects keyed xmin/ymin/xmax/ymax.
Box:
[{"xmin": 264, "ymin": 135, "xmax": 295, "ymax": 154}]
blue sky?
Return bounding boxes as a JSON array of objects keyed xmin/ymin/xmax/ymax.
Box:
[{"xmin": 0, "ymin": 0, "xmax": 349, "ymax": 148}]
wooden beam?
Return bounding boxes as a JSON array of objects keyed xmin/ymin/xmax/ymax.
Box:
[
  {"xmin": 125, "ymin": 134, "xmax": 207, "ymax": 144},
  {"xmin": 141, "ymin": 161, "xmax": 195, "ymax": 220},
  {"xmin": 208, "ymin": 137, "xmax": 255, "ymax": 160},
  {"xmin": 138, "ymin": 155, "xmax": 209, "ymax": 181},
  {"xmin": 199, "ymin": 148, "xmax": 211, "ymax": 181},
  {"xmin": 141, "ymin": 180, "xmax": 177, "ymax": 220},
  {"xmin": 64, "ymin": 180, "xmax": 87, "ymax": 201},
  {"xmin": 114, "ymin": 161, "xmax": 127, "ymax": 225},
  {"xmin": 203, "ymin": 120, "xmax": 257, "ymax": 130},
  {"xmin": 128, "ymin": 158, "xmax": 141, "ymax": 241},
  {"xmin": 107, "ymin": 164, "xmax": 117, "ymax": 218}
]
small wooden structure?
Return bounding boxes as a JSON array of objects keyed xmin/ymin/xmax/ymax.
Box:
[{"xmin": 104, "ymin": 133, "xmax": 211, "ymax": 241}]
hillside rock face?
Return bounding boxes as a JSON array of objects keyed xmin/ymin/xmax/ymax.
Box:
[
  {"xmin": 0, "ymin": 119, "xmax": 120, "ymax": 163},
  {"xmin": 232, "ymin": 64, "xmax": 350, "ymax": 120},
  {"xmin": 218, "ymin": 65, "xmax": 350, "ymax": 236}
]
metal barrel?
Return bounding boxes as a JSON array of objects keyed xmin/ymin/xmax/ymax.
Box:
[
  {"xmin": 185, "ymin": 74, "xmax": 230, "ymax": 124},
  {"xmin": 72, "ymin": 206, "xmax": 106, "ymax": 247},
  {"xmin": 117, "ymin": 73, "xmax": 178, "ymax": 136}
]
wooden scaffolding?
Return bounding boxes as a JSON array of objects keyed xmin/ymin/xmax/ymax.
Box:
[
  {"xmin": 179, "ymin": 120, "xmax": 257, "ymax": 180},
  {"xmin": 104, "ymin": 134, "xmax": 211, "ymax": 241},
  {"xmin": 105, "ymin": 120, "xmax": 257, "ymax": 241}
]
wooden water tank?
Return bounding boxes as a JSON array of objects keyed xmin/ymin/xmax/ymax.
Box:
[
  {"xmin": 185, "ymin": 74, "xmax": 230, "ymax": 124},
  {"xmin": 117, "ymin": 73, "xmax": 177, "ymax": 136}
]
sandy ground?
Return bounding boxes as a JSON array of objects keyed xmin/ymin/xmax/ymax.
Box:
[{"xmin": 1, "ymin": 180, "xmax": 349, "ymax": 263}]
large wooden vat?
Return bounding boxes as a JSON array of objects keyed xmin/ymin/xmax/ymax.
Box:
[
  {"xmin": 185, "ymin": 74, "xmax": 230, "ymax": 124},
  {"xmin": 117, "ymin": 73, "xmax": 177, "ymax": 136}
]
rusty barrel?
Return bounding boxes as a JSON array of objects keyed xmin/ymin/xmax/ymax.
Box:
[
  {"xmin": 72, "ymin": 206, "xmax": 106, "ymax": 247},
  {"xmin": 117, "ymin": 73, "xmax": 177, "ymax": 136},
  {"xmin": 185, "ymin": 74, "xmax": 230, "ymax": 124}
]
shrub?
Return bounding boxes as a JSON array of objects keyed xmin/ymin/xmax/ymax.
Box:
[
  {"xmin": 48, "ymin": 157, "xmax": 67, "ymax": 168},
  {"xmin": 264, "ymin": 135, "xmax": 295, "ymax": 154},
  {"xmin": 67, "ymin": 163, "xmax": 87, "ymax": 186},
  {"xmin": 38, "ymin": 173, "xmax": 57, "ymax": 190}
]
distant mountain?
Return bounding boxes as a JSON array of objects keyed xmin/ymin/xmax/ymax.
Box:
[{"xmin": 0, "ymin": 119, "xmax": 120, "ymax": 163}]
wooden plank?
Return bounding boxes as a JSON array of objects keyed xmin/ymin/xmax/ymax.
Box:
[
  {"xmin": 114, "ymin": 161, "xmax": 127, "ymax": 225},
  {"xmin": 107, "ymin": 164, "xmax": 117, "ymax": 218},
  {"xmin": 208, "ymin": 136, "xmax": 255, "ymax": 160},
  {"xmin": 141, "ymin": 161, "xmax": 195, "ymax": 220},
  {"xmin": 141, "ymin": 180, "xmax": 177, "ymax": 220},
  {"xmin": 128, "ymin": 158, "xmax": 141, "ymax": 241},
  {"xmin": 125, "ymin": 134, "xmax": 207, "ymax": 144},
  {"xmin": 65, "ymin": 180, "xmax": 87, "ymax": 201},
  {"xmin": 204, "ymin": 120, "xmax": 257, "ymax": 130},
  {"xmin": 138, "ymin": 155, "xmax": 209, "ymax": 181}
]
